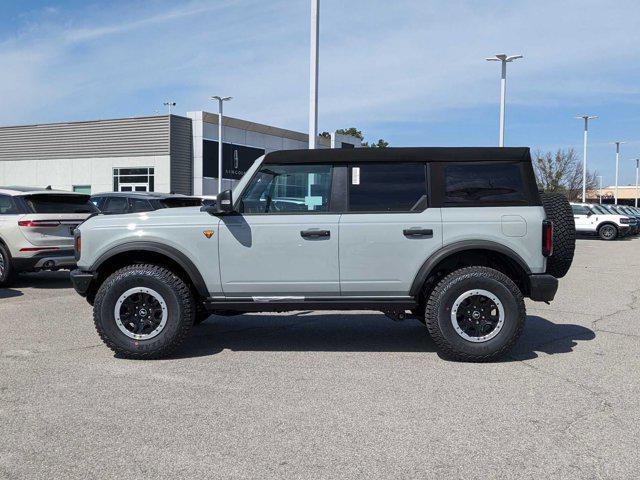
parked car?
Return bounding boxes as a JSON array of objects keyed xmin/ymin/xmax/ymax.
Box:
[
  {"xmin": 614, "ymin": 205, "xmax": 640, "ymax": 234},
  {"xmin": 71, "ymin": 147, "xmax": 576, "ymax": 362},
  {"xmin": 598, "ymin": 204, "xmax": 637, "ymax": 236},
  {"xmin": 572, "ymin": 203, "xmax": 632, "ymax": 240},
  {"xmin": 0, "ymin": 187, "xmax": 98, "ymax": 286},
  {"xmin": 90, "ymin": 192, "xmax": 203, "ymax": 215}
]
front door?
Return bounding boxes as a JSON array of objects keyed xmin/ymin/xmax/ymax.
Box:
[
  {"xmin": 218, "ymin": 162, "xmax": 339, "ymax": 296},
  {"xmin": 572, "ymin": 205, "xmax": 594, "ymax": 232}
]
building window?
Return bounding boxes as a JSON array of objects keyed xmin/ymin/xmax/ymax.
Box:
[
  {"xmin": 73, "ymin": 185, "xmax": 91, "ymax": 194},
  {"xmin": 348, "ymin": 163, "xmax": 427, "ymax": 212},
  {"xmin": 113, "ymin": 167, "xmax": 155, "ymax": 192}
]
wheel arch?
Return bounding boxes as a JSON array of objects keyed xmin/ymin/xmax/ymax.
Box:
[
  {"xmin": 410, "ymin": 241, "xmax": 532, "ymax": 298},
  {"xmin": 90, "ymin": 242, "xmax": 209, "ymax": 299},
  {"xmin": 596, "ymin": 221, "xmax": 619, "ymax": 230}
]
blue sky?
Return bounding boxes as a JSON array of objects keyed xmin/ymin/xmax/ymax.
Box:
[{"xmin": 1, "ymin": 0, "xmax": 639, "ymax": 184}]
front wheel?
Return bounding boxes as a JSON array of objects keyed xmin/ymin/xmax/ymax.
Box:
[
  {"xmin": 598, "ymin": 224, "xmax": 618, "ymax": 241},
  {"xmin": 425, "ymin": 266, "xmax": 525, "ymax": 362},
  {"xmin": 93, "ymin": 264, "xmax": 195, "ymax": 359}
]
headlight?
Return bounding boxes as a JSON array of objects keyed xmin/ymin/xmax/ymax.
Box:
[{"xmin": 620, "ymin": 217, "xmax": 630, "ymax": 224}]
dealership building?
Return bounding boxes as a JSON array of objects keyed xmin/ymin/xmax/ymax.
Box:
[{"xmin": 0, "ymin": 112, "xmax": 361, "ymax": 196}]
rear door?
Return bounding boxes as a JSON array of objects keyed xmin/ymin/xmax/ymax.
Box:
[
  {"xmin": 338, "ymin": 162, "xmax": 443, "ymax": 296},
  {"xmin": 572, "ymin": 205, "xmax": 594, "ymax": 231},
  {"xmin": 17, "ymin": 194, "xmax": 97, "ymax": 247}
]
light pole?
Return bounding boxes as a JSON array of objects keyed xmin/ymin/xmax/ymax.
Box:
[
  {"xmin": 210, "ymin": 96, "xmax": 232, "ymax": 194},
  {"xmin": 309, "ymin": 0, "xmax": 319, "ymax": 149},
  {"xmin": 635, "ymin": 159, "xmax": 639, "ymax": 208},
  {"xmin": 486, "ymin": 53, "xmax": 523, "ymax": 147},
  {"xmin": 597, "ymin": 175, "xmax": 603, "ymax": 203},
  {"xmin": 163, "ymin": 101, "xmax": 176, "ymax": 114},
  {"xmin": 575, "ymin": 115, "xmax": 598, "ymax": 203},
  {"xmin": 612, "ymin": 141, "xmax": 626, "ymax": 204}
]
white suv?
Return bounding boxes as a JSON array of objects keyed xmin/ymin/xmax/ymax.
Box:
[
  {"xmin": 571, "ymin": 203, "xmax": 632, "ymax": 240},
  {"xmin": 0, "ymin": 187, "xmax": 98, "ymax": 286}
]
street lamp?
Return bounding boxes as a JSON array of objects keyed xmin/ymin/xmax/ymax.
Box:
[
  {"xmin": 163, "ymin": 101, "xmax": 176, "ymax": 114},
  {"xmin": 575, "ymin": 115, "xmax": 598, "ymax": 203},
  {"xmin": 635, "ymin": 159, "xmax": 639, "ymax": 208},
  {"xmin": 486, "ymin": 53, "xmax": 523, "ymax": 147},
  {"xmin": 597, "ymin": 175, "xmax": 603, "ymax": 203},
  {"xmin": 611, "ymin": 141, "xmax": 626, "ymax": 204},
  {"xmin": 309, "ymin": 0, "xmax": 320, "ymax": 149},
  {"xmin": 210, "ymin": 96, "xmax": 233, "ymax": 194}
]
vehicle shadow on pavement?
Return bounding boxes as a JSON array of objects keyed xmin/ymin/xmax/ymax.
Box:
[
  {"xmin": 11, "ymin": 271, "xmax": 71, "ymax": 290},
  {"xmin": 506, "ymin": 315, "xmax": 596, "ymax": 361},
  {"xmin": 171, "ymin": 313, "xmax": 595, "ymax": 361},
  {"xmin": 0, "ymin": 288, "xmax": 23, "ymax": 299},
  {"xmin": 173, "ymin": 312, "xmax": 438, "ymax": 358}
]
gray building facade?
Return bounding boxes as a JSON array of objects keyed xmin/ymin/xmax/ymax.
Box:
[{"xmin": 0, "ymin": 113, "xmax": 360, "ymax": 196}]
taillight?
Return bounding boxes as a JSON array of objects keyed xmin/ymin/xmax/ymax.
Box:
[
  {"xmin": 18, "ymin": 220, "xmax": 61, "ymax": 227},
  {"xmin": 74, "ymin": 233, "xmax": 81, "ymax": 260},
  {"xmin": 542, "ymin": 220, "xmax": 554, "ymax": 257}
]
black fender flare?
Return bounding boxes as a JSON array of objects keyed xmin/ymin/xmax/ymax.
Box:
[
  {"xmin": 90, "ymin": 241, "xmax": 209, "ymax": 298},
  {"xmin": 409, "ymin": 240, "xmax": 532, "ymax": 296}
]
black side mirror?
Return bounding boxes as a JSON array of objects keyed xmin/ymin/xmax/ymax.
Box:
[
  {"xmin": 202, "ymin": 189, "xmax": 234, "ymax": 215},
  {"xmin": 586, "ymin": 210, "xmax": 593, "ymax": 217}
]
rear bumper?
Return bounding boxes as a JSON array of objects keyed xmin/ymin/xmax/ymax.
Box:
[
  {"xmin": 528, "ymin": 274, "xmax": 558, "ymax": 302},
  {"xmin": 12, "ymin": 249, "xmax": 76, "ymax": 272},
  {"xmin": 70, "ymin": 269, "xmax": 96, "ymax": 297}
]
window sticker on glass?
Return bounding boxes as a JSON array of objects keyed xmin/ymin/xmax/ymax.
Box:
[{"xmin": 352, "ymin": 167, "xmax": 360, "ymax": 185}]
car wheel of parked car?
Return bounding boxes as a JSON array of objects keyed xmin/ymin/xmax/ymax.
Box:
[
  {"xmin": 425, "ymin": 266, "xmax": 525, "ymax": 362},
  {"xmin": 598, "ymin": 224, "xmax": 618, "ymax": 241},
  {"xmin": 0, "ymin": 243, "xmax": 16, "ymax": 287},
  {"xmin": 93, "ymin": 264, "xmax": 195, "ymax": 359},
  {"xmin": 540, "ymin": 193, "xmax": 575, "ymax": 278}
]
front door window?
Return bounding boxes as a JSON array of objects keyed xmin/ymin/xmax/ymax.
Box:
[{"xmin": 240, "ymin": 164, "xmax": 333, "ymax": 214}]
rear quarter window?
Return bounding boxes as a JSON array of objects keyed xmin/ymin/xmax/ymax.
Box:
[
  {"xmin": 441, "ymin": 163, "xmax": 528, "ymax": 206},
  {"xmin": 23, "ymin": 194, "xmax": 98, "ymax": 214}
]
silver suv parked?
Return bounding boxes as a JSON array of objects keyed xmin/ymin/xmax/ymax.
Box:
[
  {"xmin": 0, "ymin": 187, "xmax": 98, "ymax": 286},
  {"xmin": 71, "ymin": 148, "xmax": 575, "ymax": 361}
]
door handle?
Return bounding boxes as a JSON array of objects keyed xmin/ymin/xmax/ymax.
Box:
[
  {"xmin": 300, "ymin": 229, "xmax": 331, "ymax": 238},
  {"xmin": 403, "ymin": 228, "xmax": 433, "ymax": 237}
]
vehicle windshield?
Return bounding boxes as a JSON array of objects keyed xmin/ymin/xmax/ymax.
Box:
[{"xmin": 23, "ymin": 194, "xmax": 98, "ymax": 214}]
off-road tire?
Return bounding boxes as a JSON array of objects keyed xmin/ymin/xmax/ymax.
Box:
[
  {"xmin": 93, "ymin": 264, "xmax": 194, "ymax": 359},
  {"xmin": 540, "ymin": 193, "xmax": 575, "ymax": 278},
  {"xmin": 425, "ymin": 266, "xmax": 525, "ymax": 362},
  {"xmin": 598, "ymin": 223, "xmax": 618, "ymax": 241},
  {"xmin": 0, "ymin": 243, "xmax": 16, "ymax": 288}
]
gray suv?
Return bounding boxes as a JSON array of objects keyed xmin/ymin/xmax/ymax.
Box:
[{"xmin": 70, "ymin": 148, "xmax": 575, "ymax": 361}]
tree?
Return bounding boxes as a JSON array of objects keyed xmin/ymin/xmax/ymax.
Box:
[
  {"xmin": 533, "ymin": 148, "xmax": 598, "ymax": 201},
  {"xmin": 335, "ymin": 127, "xmax": 388, "ymax": 148}
]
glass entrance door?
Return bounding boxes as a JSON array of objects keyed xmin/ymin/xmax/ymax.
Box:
[{"xmin": 118, "ymin": 183, "xmax": 149, "ymax": 192}]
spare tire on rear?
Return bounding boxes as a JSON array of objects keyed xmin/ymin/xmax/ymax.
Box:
[{"xmin": 540, "ymin": 193, "xmax": 575, "ymax": 278}]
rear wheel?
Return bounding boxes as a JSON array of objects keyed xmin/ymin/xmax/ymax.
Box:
[
  {"xmin": 598, "ymin": 224, "xmax": 618, "ymax": 241},
  {"xmin": 0, "ymin": 244, "xmax": 16, "ymax": 287},
  {"xmin": 425, "ymin": 266, "xmax": 525, "ymax": 362},
  {"xmin": 93, "ymin": 264, "xmax": 195, "ymax": 359},
  {"xmin": 540, "ymin": 193, "xmax": 575, "ymax": 278}
]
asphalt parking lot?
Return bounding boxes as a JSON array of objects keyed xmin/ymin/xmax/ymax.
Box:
[{"xmin": 1, "ymin": 237, "xmax": 639, "ymax": 479}]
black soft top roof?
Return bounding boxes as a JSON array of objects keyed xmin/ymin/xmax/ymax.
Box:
[{"xmin": 264, "ymin": 147, "xmax": 531, "ymax": 164}]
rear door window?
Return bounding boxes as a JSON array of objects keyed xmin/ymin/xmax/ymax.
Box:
[
  {"xmin": 160, "ymin": 198, "xmax": 203, "ymax": 208},
  {"xmin": 102, "ymin": 197, "xmax": 129, "ymax": 214},
  {"xmin": 23, "ymin": 194, "xmax": 97, "ymax": 213},
  {"xmin": 130, "ymin": 198, "xmax": 154, "ymax": 213},
  {"xmin": 443, "ymin": 163, "xmax": 526, "ymax": 205},
  {"xmin": 348, "ymin": 163, "xmax": 427, "ymax": 212},
  {"xmin": 572, "ymin": 205, "xmax": 589, "ymax": 215}
]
